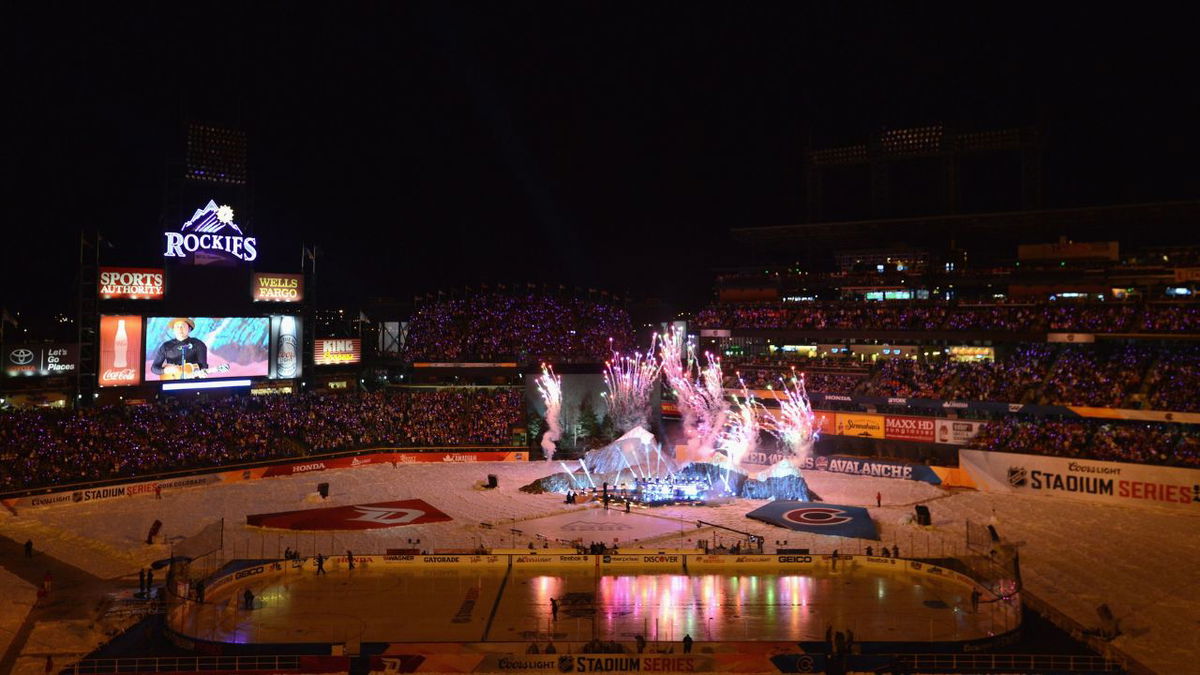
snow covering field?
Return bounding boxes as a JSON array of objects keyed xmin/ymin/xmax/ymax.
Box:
[{"xmin": 1, "ymin": 460, "xmax": 1197, "ymax": 673}]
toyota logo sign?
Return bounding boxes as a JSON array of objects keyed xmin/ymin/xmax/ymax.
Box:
[{"xmin": 8, "ymin": 349, "xmax": 34, "ymax": 365}]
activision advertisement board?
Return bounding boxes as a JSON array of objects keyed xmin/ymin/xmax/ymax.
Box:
[
  {"xmin": 99, "ymin": 316, "xmax": 143, "ymax": 387},
  {"xmin": 99, "ymin": 267, "xmax": 165, "ymax": 300},
  {"xmin": 143, "ymin": 317, "xmax": 269, "ymax": 380},
  {"xmin": 4, "ymin": 344, "xmax": 78, "ymax": 378},
  {"xmin": 269, "ymin": 316, "xmax": 302, "ymax": 379},
  {"xmin": 960, "ymin": 449, "xmax": 1200, "ymax": 511}
]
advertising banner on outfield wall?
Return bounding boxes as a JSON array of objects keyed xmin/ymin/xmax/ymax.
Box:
[
  {"xmin": 884, "ymin": 415, "xmax": 936, "ymax": 442},
  {"xmin": 836, "ymin": 413, "xmax": 885, "ymax": 439},
  {"xmin": 935, "ymin": 419, "xmax": 984, "ymax": 445},
  {"xmin": 960, "ymin": 449, "xmax": 1200, "ymax": 511}
]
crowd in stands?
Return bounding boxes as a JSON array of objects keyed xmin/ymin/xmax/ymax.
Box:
[
  {"xmin": 0, "ymin": 389, "xmax": 522, "ymax": 490},
  {"xmin": 696, "ymin": 302, "xmax": 1200, "ymax": 333},
  {"xmin": 967, "ymin": 417, "xmax": 1200, "ymax": 467},
  {"xmin": 404, "ymin": 293, "xmax": 634, "ymax": 362},
  {"xmin": 720, "ymin": 344, "xmax": 1200, "ymax": 411}
]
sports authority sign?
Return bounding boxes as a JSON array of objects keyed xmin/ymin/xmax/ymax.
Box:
[
  {"xmin": 99, "ymin": 267, "xmax": 164, "ymax": 300},
  {"xmin": 960, "ymin": 449, "xmax": 1200, "ymax": 510},
  {"xmin": 245, "ymin": 499, "xmax": 452, "ymax": 530}
]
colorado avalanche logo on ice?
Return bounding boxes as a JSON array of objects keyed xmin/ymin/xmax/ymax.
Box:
[{"xmin": 782, "ymin": 507, "xmax": 852, "ymax": 526}]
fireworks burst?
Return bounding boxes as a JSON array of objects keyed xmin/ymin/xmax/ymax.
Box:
[
  {"xmin": 603, "ymin": 339, "xmax": 662, "ymax": 434},
  {"xmin": 536, "ymin": 364, "xmax": 563, "ymax": 461},
  {"xmin": 762, "ymin": 368, "xmax": 818, "ymax": 473},
  {"xmin": 659, "ymin": 326, "xmax": 728, "ymax": 461}
]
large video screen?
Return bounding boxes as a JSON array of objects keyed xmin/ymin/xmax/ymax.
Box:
[{"xmin": 144, "ymin": 317, "xmax": 269, "ymax": 381}]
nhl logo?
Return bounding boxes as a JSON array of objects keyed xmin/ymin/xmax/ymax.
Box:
[
  {"xmin": 1007, "ymin": 466, "xmax": 1027, "ymax": 488},
  {"xmin": 558, "ymin": 656, "xmax": 574, "ymax": 673}
]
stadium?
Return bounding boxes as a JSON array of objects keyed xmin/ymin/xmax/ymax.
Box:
[
  {"xmin": 6, "ymin": 7, "xmax": 1200, "ymax": 675},
  {"xmin": 5, "ymin": 204, "xmax": 1200, "ymax": 674}
]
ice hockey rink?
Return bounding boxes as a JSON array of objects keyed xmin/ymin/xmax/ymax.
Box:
[{"xmin": 169, "ymin": 558, "xmax": 1009, "ymax": 646}]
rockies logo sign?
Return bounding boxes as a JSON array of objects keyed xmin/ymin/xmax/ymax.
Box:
[{"xmin": 782, "ymin": 507, "xmax": 853, "ymax": 526}]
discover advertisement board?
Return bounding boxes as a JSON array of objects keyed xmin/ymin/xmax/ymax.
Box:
[{"xmin": 99, "ymin": 316, "xmax": 143, "ymax": 387}]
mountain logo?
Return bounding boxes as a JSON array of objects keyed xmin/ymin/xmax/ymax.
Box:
[{"xmin": 182, "ymin": 200, "xmax": 243, "ymax": 234}]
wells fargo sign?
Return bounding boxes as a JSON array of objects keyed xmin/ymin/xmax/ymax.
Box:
[
  {"xmin": 99, "ymin": 268, "xmax": 164, "ymax": 300},
  {"xmin": 253, "ymin": 273, "xmax": 304, "ymax": 302}
]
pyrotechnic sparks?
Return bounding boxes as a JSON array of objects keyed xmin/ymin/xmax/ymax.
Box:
[
  {"xmin": 536, "ymin": 364, "xmax": 563, "ymax": 461},
  {"xmin": 713, "ymin": 383, "xmax": 765, "ymax": 487},
  {"xmin": 762, "ymin": 368, "xmax": 818, "ymax": 474},
  {"xmin": 659, "ymin": 326, "xmax": 728, "ymax": 461},
  {"xmin": 603, "ymin": 339, "xmax": 662, "ymax": 434}
]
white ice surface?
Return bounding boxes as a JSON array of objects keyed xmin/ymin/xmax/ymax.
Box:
[{"xmin": 0, "ymin": 460, "xmax": 1196, "ymax": 672}]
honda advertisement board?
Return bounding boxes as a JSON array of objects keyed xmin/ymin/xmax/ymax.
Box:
[
  {"xmin": 99, "ymin": 267, "xmax": 165, "ymax": 300},
  {"xmin": 314, "ymin": 338, "xmax": 361, "ymax": 366},
  {"xmin": 4, "ymin": 344, "xmax": 78, "ymax": 378},
  {"xmin": 99, "ymin": 316, "xmax": 143, "ymax": 387}
]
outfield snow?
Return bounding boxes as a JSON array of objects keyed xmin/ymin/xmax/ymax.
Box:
[{"xmin": 0, "ymin": 461, "xmax": 1196, "ymax": 672}]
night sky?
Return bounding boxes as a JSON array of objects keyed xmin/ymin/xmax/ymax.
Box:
[{"xmin": 6, "ymin": 3, "xmax": 1197, "ymax": 315}]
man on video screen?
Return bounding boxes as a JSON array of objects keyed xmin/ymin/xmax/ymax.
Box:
[{"xmin": 150, "ymin": 318, "xmax": 209, "ymax": 379}]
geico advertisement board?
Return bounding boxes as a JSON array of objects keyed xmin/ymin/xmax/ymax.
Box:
[{"xmin": 960, "ymin": 449, "xmax": 1200, "ymax": 510}]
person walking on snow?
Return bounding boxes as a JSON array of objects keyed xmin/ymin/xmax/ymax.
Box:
[
  {"xmin": 315, "ymin": 553, "xmax": 326, "ymax": 575},
  {"xmin": 876, "ymin": 491, "xmax": 881, "ymax": 508},
  {"xmin": 550, "ymin": 597, "xmax": 559, "ymax": 621}
]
